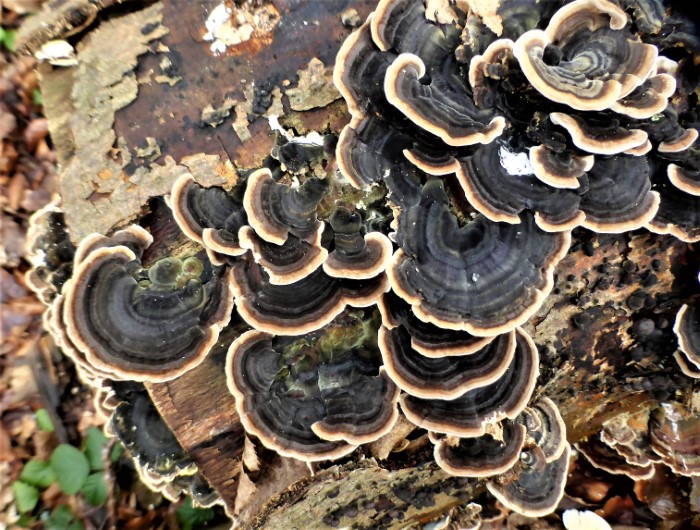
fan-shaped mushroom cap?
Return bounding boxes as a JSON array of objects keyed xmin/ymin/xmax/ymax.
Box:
[
  {"xmin": 230, "ymin": 259, "xmax": 388, "ymax": 336},
  {"xmin": 323, "ymin": 208, "xmax": 393, "ymax": 279},
  {"xmin": 528, "ymin": 145, "xmax": 593, "ymax": 190},
  {"xmin": 380, "ymin": 327, "xmax": 516, "ymax": 399},
  {"xmin": 170, "ymin": 174, "xmax": 247, "ymax": 256},
  {"xmin": 110, "ymin": 387, "xmax": 190, "ymax": 477},
  {"xmin": 486, "ymin": 443, "xmax": 571, "ymax": 517},
  {"xmin": 456, "ymin": 141, "xmax": 586, "ymax": 230},
  {"xmin": 610, "ymin": 71, "xmax": 676, "ymax": 119},
  {"xmin": 658, "ymin": 128, "xmax": 698, "ymax": 153},
  {"xmin": 646, "ymin": 168, "xmax": 700, "ymax": 242},
  {"xmin": 673, "ymin": 304, "xmax": 700, "ymax": 370},
  {"xmin": 668, "ymin": 164, "xmax": 700, "ymax": 196},
  {"xmin": 336, "ymin": 115, "xmax": 422, "ymax": 204},
  {"xmin": 225, "ymin": 317, "xmax": 399, "ymax": 461},
  {"xmin": 579, "ymin": 154, "xmax": 659, "ymax": 232},
  {"xmin": 513, "ymin": 0, "xmax": 657, "ymax": 111},
  {"xmin": 334, "ymin": 19, "xmax": 395, "ymax": 122},
  {"xmin": 378, "ymin": 291, "xmax": 494, "ymax": 357},
  {"xmin": 578, "ymin": 434, "xmax": 656, "ymax": 479},
  {"xmin": 238, "ymin": 225, "xmax": 327, "ymax": 285},
  {"xmin": 432, "ymin": 421, "xmax": 527, "ymax": 477},
  {"xmin": 518, "ymin": 397, "xmax": 568, "ymax": 463},
  {"xmin": 384, "ymin": 53, "xmax": 506, "ymax": 147},
  {"xmin": 46, "ymin": 293, "xmax": 113, "ymax": 384},
  {"xmin": 388, "ymin": 180, "xmax": 570, "ymax": 335},
  {"xmin": 63, "ymin": 232, "xmax": 233, "ymax": 382},
  {"xmin": 550, "ymin": 112, "xmax": 649, "ymax": 155},
  {"xmin": 243, "ymin": 169, "xmax": 328, "ymax": 245},
  {"xmin": 400, "ymin": 328, "xmax": 539, "ymax": 437},
  {"xmin": 649, "ymin": 402, "xmax": 700, "ymax": 476}
]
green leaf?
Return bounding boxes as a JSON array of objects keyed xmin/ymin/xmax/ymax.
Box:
[
  {"xmin": 50, "ymin": 445, "xmax": 89, "ymax": 495},
  {"xmin": 83, "ymin": 427, "xmax": 108, "ymax": 471},
  {"xmin": 109, "ymin": 442, "xmax": 124, "ymax": 463},
  {"xmin": 42, "ymin": 505, "xmax": 83, "ymax": 530},
  {"xmin": 15, "ymin": 514, "xmax": 36, "ymax": 527},
  {"xmin": 35, "ymin": 409, "xmax": 54, "ymax": 432},
  {"xmin": 176, "ymin": 497, "xmax": 214, "ymax": 530},
  {"xmin": 20, "ymin": 459, "xmax": 57, "ymax": 489},
  {"xmin": 12, "ymin": 481, "xmax": 39, "ymax": 513},
  {"xmin": 32, "ymin": 88, "xmax": 43, "ymax": 106},
  {"xmin": 81, "ymin": 472, "xmax": 107, "ymax": 506},
  {"xmin": 1, "ymin": 28, "xmax": 16, "ymax": 51}
]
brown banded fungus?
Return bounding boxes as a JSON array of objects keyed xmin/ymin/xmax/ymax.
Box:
[
  {"xmin": 649, "ymin": 402, "xmax": 700, "ymax": 476},
  {"xmin": 399, "ymin": 328, "xmax": 539, "ymax": 437},
  {"xmin": 486, "ymin": 443, "xmax": 571, "ymax": 517},
  {"xmin": 62, "ymin": 226, "xmax": 234, "ymax": 382},
  {"xmin": 379, "ymin": 326, "xmax": 516, "ymax": 400},
  {"xmin": 577, "ymin": 434, "xmax": 656, "ymax": 480},
  {"xmin": 512, "ymin": 0, "xmax": 657, "ymax": 112},
  {"xmin": 431, "ymin": 421, "xmax": 527, "ymax": 477},
  {"xmin": 170, "ymin": 174, "xmax": 248, "ymax": 259},
  {"xmin": 388, "ymin": 180, "xmax": 569, "ymax": 335},
  {"xmin": 230, "ymin": 258, "xmax": 388, "ymax": 335},
  {"xmin": 485, "ymin": 397, "xmax": 570, "ymax": 516},
  {"xmin": 243, "ymin": 168, "xmax": 328, "ymax": 246},
  {"xmin": 673, "ymin": 303, "xmax": 700, "ymax": 377},
  {"xmin": 378, "ymin": 291, "xmax": 494, "ymax": 357},
  {"xmin": 25, "ymin": 197, "xmax": 76, "ymax": 305},
  {"xmin": 335, "ymin": 0, "xmax": 700, "ymax": 264},
  {"xmin": 225, "ymin": 314, "xmax": 399, "ymax": 461},
  {"xmin": 238, "ymin": 225, "xmax": 328, "ymax": 285},
  {"xmin": 322, "ymin": 207, "xmax": 393, "ymax": 280}
]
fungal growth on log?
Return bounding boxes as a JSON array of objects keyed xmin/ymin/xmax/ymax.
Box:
[{"xmin": 24, "ymin": 0, "xmax": 700, "ymax": 526}]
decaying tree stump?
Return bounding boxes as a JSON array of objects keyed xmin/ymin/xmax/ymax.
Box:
[{"xmin": 18, "ymin": 0, "xmax": 699, "ymax": 527}]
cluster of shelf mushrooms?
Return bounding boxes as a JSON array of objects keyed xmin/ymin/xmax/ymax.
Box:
[{"xmin": 26, "ymin": 0, "xmax": 700, "ymax": 522}]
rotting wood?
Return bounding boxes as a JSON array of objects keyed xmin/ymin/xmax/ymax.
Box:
[{"xmin": 26, "ymin": 0, "xmax": 700, "ymax": 527}]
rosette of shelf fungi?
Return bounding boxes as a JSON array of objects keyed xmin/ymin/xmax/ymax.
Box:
[
  {"xmin": 225, "ymin": 312, "xmax": 399, "ymax": 461},
  {"xmin": 673, "ymin": 303, "xmax": 700, "ymax": 377},
  {"xmin": 388, "ymin": 180, "xmax": 570, "ymax": 335},
  {"xmin": 333, "ymin": 2, "xmax": 505, "ymax": 193},
  {"xmin": 399, "ymin": 327, "xmax": 539, "ymax": 438},
  {"xmin": 485, "ymin": 397, "xmax": 571, "ymax": 517},
  {"xmin": 454, "ymin": 139, "xmax": 659, "ymax": 232},
  {"xmin": 59, "ymin": 224, "xmax": 234, "ymax": 382}
]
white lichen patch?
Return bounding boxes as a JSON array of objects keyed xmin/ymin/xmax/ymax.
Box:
[
  {"xmin": 202, "ymin": 1, "xmax": 280, "ymax": 56},
  {"xmin": 35, "ymin": 40, "xmax": 78, "ymax": 66},
  {"xmin": 499, "ymin": 146, "xmax": 535, "ymax": 176}
]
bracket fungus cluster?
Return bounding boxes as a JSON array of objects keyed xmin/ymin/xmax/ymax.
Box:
[{"xmin": 30, "ymin": 0, "xmax": 700, "ymax": 523}]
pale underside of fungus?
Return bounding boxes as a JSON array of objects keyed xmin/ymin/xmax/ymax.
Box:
[{"xmin": 31, "ymin": 0, "xmax": 700, "ymax": 523}]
